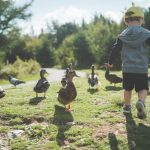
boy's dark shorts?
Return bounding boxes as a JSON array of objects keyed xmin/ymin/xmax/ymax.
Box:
[{"xmin": 123, "ymin": 72, "xmax": 149, "ymax": 92}]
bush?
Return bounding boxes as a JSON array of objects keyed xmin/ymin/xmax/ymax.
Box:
[{"xmin": 0, "ymin": 57, "xmax": 41, "ymax": 79}]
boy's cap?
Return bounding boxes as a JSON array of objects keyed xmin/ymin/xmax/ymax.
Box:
[{"xmin": 125, "ymin": 5, "xmax": 144, "ymax": 19}]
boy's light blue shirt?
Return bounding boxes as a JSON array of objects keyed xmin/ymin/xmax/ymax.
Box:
[{"xmin": 119, "ymin": 26, "xmax": 150, "ymax": 73}]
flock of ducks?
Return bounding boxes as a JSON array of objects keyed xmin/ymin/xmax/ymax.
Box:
[{"xmin": 0, "ymin": 63, "xmax": 124, "ymax": 112}]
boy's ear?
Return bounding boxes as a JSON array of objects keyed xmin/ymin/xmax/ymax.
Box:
[
  {"xmin": 141, "ymin": 18, "xmax": 145, "ymax": 25},
  {"xmin": 124, "ymin": 21, "xmax": 129, "ymax": 26}
]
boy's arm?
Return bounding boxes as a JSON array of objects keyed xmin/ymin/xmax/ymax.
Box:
[
  {"xmin": 146, "ymin": 37, "xmax": 150, "ymax": 46},
  {"xmin": 108, "ymin": 38, "xmax": 122, "ymax": 66}
]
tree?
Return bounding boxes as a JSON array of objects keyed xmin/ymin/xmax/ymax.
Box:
[
  {"xmin": 56, "ymin": 35, "xmax": 75, "ymax": 68},
  {"xmin": 84, "ymin": 15, "xmax": 121, "ymax": 68},
  {"xmin": 144, "ymin": 7, "xmax": 150, "ymax": 31},
  {"xmin": 0, "ymin": 0, "xmax": 33, "ymax": 35},
  {"xmin": 73, "ymin": 32, "xmax": 95, "ymax": 68},
  {"xmin": 50, "ymin": 22, "xmax": 78, "ymax": 48},
  {"xmin": 5, "ymin": 27, "xmax": 35, "ymax": 63},
  {"xmin": 36, "ymin": 35, "xmax": 56, "ymax": 67}
]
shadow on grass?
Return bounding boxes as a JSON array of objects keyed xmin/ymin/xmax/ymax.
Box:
[
  {"xmin": 29, "ymin": 97, "xmax": 45, "ymax": 105},
  {"xmin": 148, "ymin": 91, "xmax": 150, "ymax": 95},
  {"xmin": 108, "ymin": 132, "xmax": 119, "ymax": 150},
  {"xmin": 5, "ymin": 86, "xmax": 23, "ymax": 90},
  {"xmin": 53, "ymin": 105, "xmax": 74, "ymax": 146},
  {"xmin": 125, "ymin": 113, "xmax": 150, "ymax": 150},
  {"xmin": 105, "ymin": 85, "xmax": 122, "ymax": 91},
  {"xmin": 87, "ymin": 88, "xmax": 99, "ymax": 94}
]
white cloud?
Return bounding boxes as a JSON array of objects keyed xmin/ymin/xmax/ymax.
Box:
[
  {"xmin": 104, "ymin": 11, "xmax": 122, "ymax": 23},
  {"xmin": 45, "ymin": 6, "xmax": 92, "ymax": 25},
  {"xmin": 18, "ymin": 17, "xmax": 46, "ymax": 35},
  {"xmin": 19, "ymin": 6, "xmax": 92, "ymax": 35}
]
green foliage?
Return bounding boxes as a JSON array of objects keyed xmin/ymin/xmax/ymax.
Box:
[
  {"xmin": 0, "ymin": 0, "xmax": 33, "ymax": 35},
  {"xmin": 36, "ymin": 35, "xmax": 57, "ymax": 67},
  {"xmin": 0, "ymin": 57, "xmax": 40, "ymax": 79},
  {"xmin": 144, "ymin": 7, "xmax": 150, "ymax": 30},
  {"xmin": 50, "ymin": 22, "xmax": 79, "ymax": 48},
  {"xmin": 73, "ymin": 32, "xmax": 95, "ymax": 68},
  {"xmin": 0, "ymin": 51, "xmax": 5, "ymax": 63},
  {"xmin": 56, "ymin": 35, "xmax": 75, "ymax": 68},
  {"xmin": 86, "ymin": 19, "xmax": 120, "ymax": 67},
  {"xmin": 5, "ymin": 28, "xmax": 35, "ymax": 63}
]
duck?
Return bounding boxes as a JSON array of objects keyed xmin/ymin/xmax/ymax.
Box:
[
  {"xmin": 34, "ymin": 69, "xmax": 50, "ymax": 97},
  {"xmin": 57, "ymin": 70, "xmax": 79, "ymax": 112},
  {"xmin": 88, "ymin": 65, "xmax": 99, "ymax": 89},
  {"xmin": 104, "ymin": 63, "xmax": 122, "ymax": 86},
  {"xmin": 0, "ymin": 86, "xmax": 5, "ymax": 98},
  {"xmin": 68, "ymin": 63, "xmax": 73, "ymax": 70},
  {"xmin": 8, "ymin": 75, "xmax": 25, "ymax": 87},
  {"xmin": 61, "ymin": 68, "xmax": 70, "ymax": 88},
  {"xmin": 61, "ymin": 63, "xmax": 73, "ymax": 88}
]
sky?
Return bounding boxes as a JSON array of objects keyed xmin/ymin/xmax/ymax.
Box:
[{"xmin": 13, "ymin": 0, "xmax": 150, "ymax": 35}]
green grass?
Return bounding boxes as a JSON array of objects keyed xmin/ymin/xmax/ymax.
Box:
[{"xmin": 0, "ymin": 69, "xmax": 150, "ymax": 150}]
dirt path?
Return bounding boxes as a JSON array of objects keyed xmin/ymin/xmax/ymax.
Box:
[
  {"xmin": 46, "ymin": 68, "xmax": 86, "ymax": 82},
  {"xmin": 1, "ymin": 68, "xmax": 86, "ymax": 89}
]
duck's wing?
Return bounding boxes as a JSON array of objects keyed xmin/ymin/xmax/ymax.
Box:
[
  {"xmin": 88, "ymin": 75, "xmax": 93, "ymax": 83},
  {"xmin": 108, "ymin": 74, "xmax": 122, "ymax": 83},
  {"xmin": 34, "ymin": 78, "xmax": 50, "ymax": 92},
  {"xmin": 88, "ymin": 76, "xmax": 92, "ymax": 84},
  {"xmin": 94, "ymin": 76, "xmax": 99, "ymax": 84},
  {"xmin": 88, "ymin": 75, "xmax": 98, "ymax": 86},
  {"xmin": 57, "ymin": 88, "xmax": 70, "ymax": 104}
]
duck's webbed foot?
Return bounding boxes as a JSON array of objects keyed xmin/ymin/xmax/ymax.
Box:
[{"xmin": 65, "ymin": 104, "xmax": 71, "ymax": 112}]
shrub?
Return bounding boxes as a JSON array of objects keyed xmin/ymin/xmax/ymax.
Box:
[{"xmin": 0, "ymin": 57, "xmax": 41, "ymax": 79}]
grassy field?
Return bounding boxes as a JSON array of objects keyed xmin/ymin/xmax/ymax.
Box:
[{"xmin": 0, "ymin": 69, "xmax": 150, "ymax": 150}]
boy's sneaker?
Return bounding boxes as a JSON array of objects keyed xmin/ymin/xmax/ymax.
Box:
[
  {"xmin": 136, "ymin": 100, "xmax": 147, "ymax": 119},
  {"xmin": 123, "ymin": 104, "xmax": 131, "ymax": 113}
]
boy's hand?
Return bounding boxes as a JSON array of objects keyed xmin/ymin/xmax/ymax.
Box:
[{"xmin": 104, "ymin": 63, "xmax": 113, "ymax": 68}]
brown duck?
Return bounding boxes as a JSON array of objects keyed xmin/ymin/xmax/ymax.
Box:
[
  {"xmin": 61, "ymin": 68, "xmax": 70, "ymax": 88},
  {"xmin": 57, "ymin": 70, "xmax": 79, "ymax": 112},
  {"xmin": 104, "ymin": 64, "xmax": 122, "ymax": 86},
  {"xmin": 61, "ymin": 63, "xmax": 73, "ymax": 88},
  {"xmin": 34, "ymin": 69, "xmax": 50, "ymax": 97}
]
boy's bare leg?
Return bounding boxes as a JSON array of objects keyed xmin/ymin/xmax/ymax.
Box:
[
  {"xmin": 124, "ymin": 90, "xmax": 132, "ymax": 105},
  {"xmin": 138, "ymin": 89, "xmax": 147, "ymax": 102},
  {"xmin": 123, "ymin": 90, "xmax": 132, "ymax": 113}
]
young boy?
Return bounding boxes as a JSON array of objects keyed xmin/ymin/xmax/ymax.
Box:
[{"xmin": 107, "ymin": 5, "xmax": 150, "ymax": 119}]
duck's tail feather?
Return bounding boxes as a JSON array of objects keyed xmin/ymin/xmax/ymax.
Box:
[{"xmin": 18, "ymin": 81, "xmax": 25, "ymax": 84}]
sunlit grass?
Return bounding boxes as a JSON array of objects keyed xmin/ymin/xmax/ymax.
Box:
[{"xmin": 0, "ymin": 69, "xmax": 150, "ymax": 149}]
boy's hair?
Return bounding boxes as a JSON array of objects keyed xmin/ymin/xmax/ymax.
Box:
[{"xmin": 125, "ymin": 16, "xmax": 142, "ymax": 22}]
